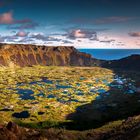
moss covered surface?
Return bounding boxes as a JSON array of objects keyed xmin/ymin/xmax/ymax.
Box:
[{"xmin": 0, "ymin": 66, "xmax": 140, "ymax": 131}]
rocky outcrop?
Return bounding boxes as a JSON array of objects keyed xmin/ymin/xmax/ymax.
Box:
[
  {"xmin": 1, "ymin": 117, "xmax": 140, "ymax": 140},
  {"xmin": 0, "ymin": 44, "xmax": 93, "ymax": 67}
]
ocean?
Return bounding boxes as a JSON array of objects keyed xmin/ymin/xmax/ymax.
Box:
[{"xmin": 79, "ymin": 49, "xmax": 140, "ymax": 60}]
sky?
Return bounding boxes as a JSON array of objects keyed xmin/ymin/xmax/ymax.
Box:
[{"xmin": 0, "ymin": 0, "xmax": 140, "ymax": 48}]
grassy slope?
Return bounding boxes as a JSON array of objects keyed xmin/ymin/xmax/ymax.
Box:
[{"xmin": 0, "ymin": 66, "xmax": 140, "ymax": 139}]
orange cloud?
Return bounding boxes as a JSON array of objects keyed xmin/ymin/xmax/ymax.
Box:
[
  {"xmin": 16, "ymin": 31, "xmax": 29, "ymax": 37},
  {"xmin": 0, "ymin": 11, "xmax": 39, "ymax": 29},
  {"xmin": 0, "ymin": 11, "xmax": 13, "ymax": 24},
  {"xmin": 74, "ymin": 29, "xmax": 86, "ymax": 38}
]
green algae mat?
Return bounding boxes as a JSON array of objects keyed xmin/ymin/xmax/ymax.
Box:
[{"xmin": 0, "ymin": 66, "xmax": 139, "ymax": 129}]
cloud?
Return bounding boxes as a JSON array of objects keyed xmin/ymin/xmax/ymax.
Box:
[
  {"xmin": 16, "ymin": 31, "xmax": 29, "ymax": 37},
  {"xmin": 8, "ymin": 21, "xmax": 39, "ymax": 30},
  {"xmin": 0, "ymin": 31, "xmax": 30, "ymax": 43},
  {"xmin": 0, "ymin": 35, "xmax": 5, "ymax": 42},
  {"xmin": 29, "ymin": 33, "xmax": 63, "ymax": 42},
  {"xmin": 0, "ymin": 34, "xmax": 18, "ymax": 43},
  {"xmin": 128, "ymin": 32, "xmax": 140, "ymax": 37},
  {"xmin": 15, "ymin": 19, "xmax": 32, "ymax": 24},
  {"xmin": 73, "ymin": 29, "xmax": 86, "ymax": 38},
  {"xmin": 0, "ymin": 31, "xmax": 74, "ymax": 45},
  {"xmin": 99, "ymin": 39, "xmax": 115, "ymax": 43},
  {"xmin": 15, "ymin": 38, "xmax": 34, "ymax": 43},
  {"xmin": 0, "ymin": 11, "xmax": 14, "ymax": 24},
  {"xmin": 62, "ymin": 40, "xmax": 73, "ymax": 44},
  {"xmin": 0, "ymin": 31, "xmax": 139, "ymax": 49},
  {"xmin": 0, "ymin": 11, "xmax": 39, "ymax": 29},
  {"xmin": 67, "ymin": 29, "xmax": 98, "ymax": 40},
  {"xmin": 29, "ymin": 33, "xmax": 49, "ymax": 41},
  {"xmin": 0, "ymin": 32, "xmax": 61, "ymax": 44},
  {"xmin": 72, "ymin": 16, "xmax": 137, "ymax": 25},
  {"xmin": 94, "ymin": 16, "xmax": 136, "ymax": 24}
]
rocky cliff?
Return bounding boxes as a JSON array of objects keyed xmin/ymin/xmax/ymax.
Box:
[
  {"xmin": 0, "ymin": 44, "xmax": 93, "ymax": 67},
  {"xmin": 1, "ymin": 43, "xmax": 139, "ymax": 69}
]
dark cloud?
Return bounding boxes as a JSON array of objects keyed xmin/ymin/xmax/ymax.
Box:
[
  {"xmin": 72, "ymin": 16, "xmax": 138, "ymax": 25},
  {"xmin": 8, "ymin": 22, "xmax": 39, "ymax": 30},
  {"xmin": 99, "ymin": 39, "xmax": 115, "ymax": 43},
  {"xmin": 128, "ymin": 32, "xmax": 140, "ymax": 37},
  {"xmin": 29, "ymin": 33, "xmax": 62, "ymax": 42},
  {"xmin": 116, "ymin": 43, "xmax": 125, "ymax": 46},
  {"xmin": 62, "ymin": 40, "xmax": 73, "ymax": 44},
  {"xmin": 49, "ymin": 38, "xmax": 62, "ymax": 42},
  {"xmin": 14, "ymin": 19, "xmax": 32, "ymax": 24},
  {"xmin": 63, "ymin": 25, "xmax": 109, "ymax": 32},
  {"xmin": 0, "ymin": 35, "xmax": 5, "ymax": 42},
  {"xmin": 94, "ymin": 16, "xmax": 137, "ymax": 24},
  {"xmin": 66, "ymin": 29, "xmax": 98, "ymax": 40},
  {"xmin": 29, "ymin": 33, "xmax": 49, "ymax": 41}
]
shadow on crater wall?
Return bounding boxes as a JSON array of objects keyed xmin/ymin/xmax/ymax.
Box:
[{"xmin": 63, "ymin": 68, "xmax": 140, "ymax": 130}]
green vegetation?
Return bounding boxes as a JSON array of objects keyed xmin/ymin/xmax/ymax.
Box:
[
  {"xmin": 0, "ymin": 66, "xmax": 113, "ymax": 124},
  {"xmin": 0, "ymin": 65, "xmax": 140, "ymax": 132}
]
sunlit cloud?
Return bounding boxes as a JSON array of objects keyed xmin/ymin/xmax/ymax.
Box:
[
  {"xmin": 0, "ymin": 11, "xmax": 39, "ymax": 29},
  {"xmin": 0, "ymin": 11, "xmax": 14, "ymax": 24},
  {"xmin": 16, "ymin": 31, "xmax": 29, "ymax": 37},
  {"xmin": 66, "ymin": 29, "xmax": 98, "ymax": 40}
]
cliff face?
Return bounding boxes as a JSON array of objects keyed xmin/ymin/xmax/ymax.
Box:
[
  {"xmin": 0, "ymin": 44, "xmax": 92, "ymax": 67},
  {"xmin": 1, "ymin": 43, "xmax": 139, "ymax": 69}
]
